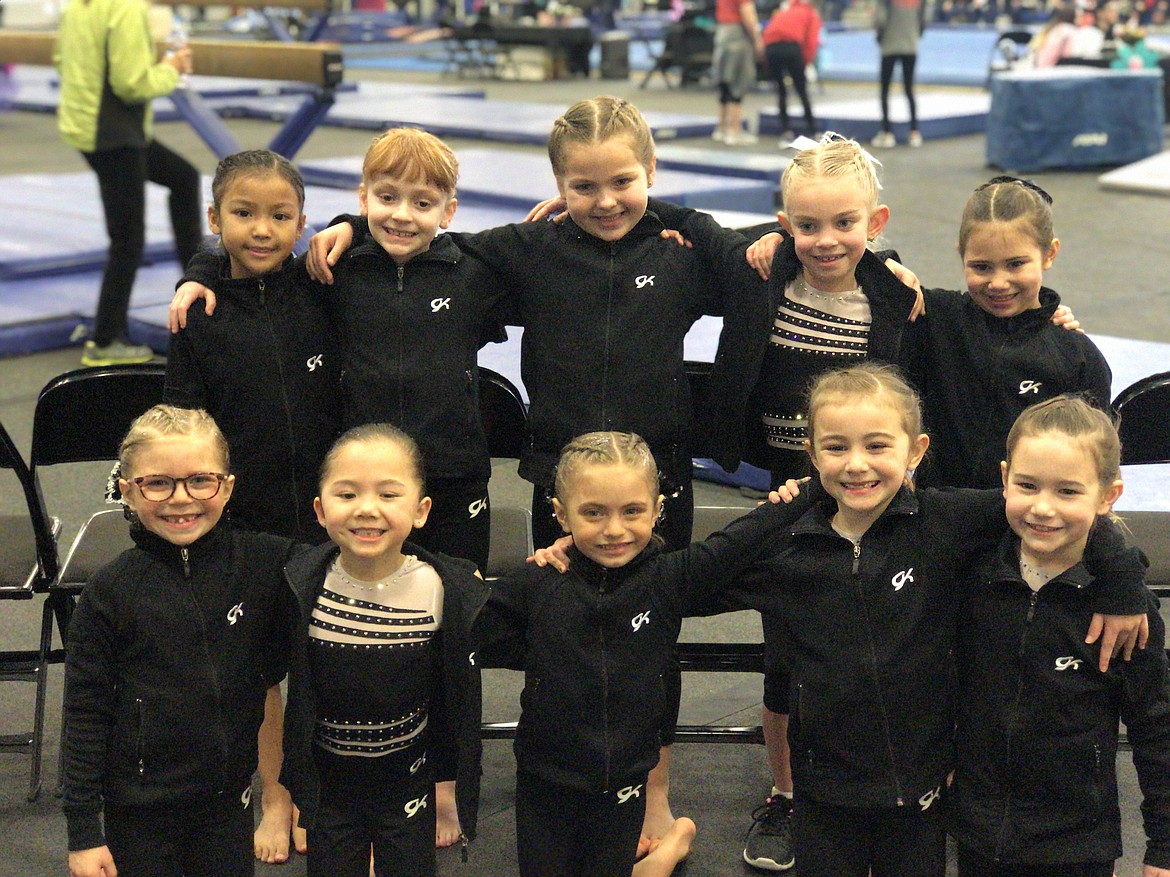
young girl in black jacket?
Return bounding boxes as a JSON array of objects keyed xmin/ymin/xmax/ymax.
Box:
[
  {"xmin": 477, "ymin": 431, "xmax": 803, "ymax": 877},
  {"xmin": 62, "ymin": 405, "xmax": 297, "ymax": 877},
  {"xmin": 949, "ymin": 396, "xmax": 1170, "ymax": 876}
]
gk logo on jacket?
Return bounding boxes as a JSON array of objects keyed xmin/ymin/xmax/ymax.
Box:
[
  {"xmin": 431, "ymin": 297, "xmax": 451, "ymax": 312},
  {"xmin": 635, "ymin": 274, "xmax": 655, "ymax": 288},
  {"xmin": 405, "ymin": 794, "xmax": 429, "ymax": 818},
  {"xmin": 616, "ymin": 784, "xmax": 643, "ymax": 804},
  {"xmin": 891, "ymin": 569, "xmax": 914, "ymax": 592},
  {"xmin": 227, "ymin": 602, "xmax": 244, "ymax": 625},
  {"xmin": 306, "ymin": 353, "xmax": 324, "ymax": 371},
  {"xmin": 631, "ymin": 610, "xmax": 651, "ymax": 632},
  {"xmin": 1054, "ymin": 656, "xmax": 1083, "ymax": 671},
  {"xmin": 1018, "ymin": 380, "xmax": 1042, "ymax": 395}
]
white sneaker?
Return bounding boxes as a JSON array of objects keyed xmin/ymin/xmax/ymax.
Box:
[
  {"xmin": 727, "ymin": 130, "xmax": 758, "ymax": 146},
  {"xmin": 711, "ymin": 129, "xmax": 728, "ymax": 143},
  {"xmin": 908, "ymin": 130, "xmax": 924, "ymax": 148},
  {"xmin": 870, "ymin": 130, "xmax": 896, "ymax": 149}
]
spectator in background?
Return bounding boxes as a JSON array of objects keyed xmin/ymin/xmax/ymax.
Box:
[
  {"xmin": 54, "ymin": 0, "xmax": 203, "ymax": 366},
  {"xmin": 872, "ymin": 0, "xmax": 926, "ymax": 148},
  {"xmin": 712, "ymin": 0, "xmax": 764, "ymax": 144},
  {"xmin": 1031, "ymin": 5, "xmax": 1079, "ymax": 65},
  {"xmin": 762, "ymin": 0, "xmax": 822, "ymax": 142}
]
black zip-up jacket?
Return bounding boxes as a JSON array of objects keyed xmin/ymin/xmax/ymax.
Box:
[
  {"xmin": 280, "ymin": 541, "xmax": 489, "ymax": 842},
  {"xmin": 908, "ymin": 286, "xmax": 1113, "ymax": 489},
  {"xmin": 446, "ymin": 214, "xmax": 726, "ymax": 490},
  {"xmin": 476, "ymin": 498, "xmax": 804, "ymax": 792},
  {"xmin": 62, "ymin": 525, "xmax": 297, "ymax": 851},
  {"xmin": 168, "ymin": 251, "xmax": 341, "ymax": 542},
  {"xmin": 727, "ymin": 484, "xmax": 1148, "ymax": 812},
  {"xmin": 185, "ymin": 236, "xmax": 508, "ymax": 483},
  {"xmin": 949, "ymin": 532, "xmax": 1170, "ymax": 869},
  {"xmin": 645, "ymin": 199, "xmax": 919, "ymax": 474}
]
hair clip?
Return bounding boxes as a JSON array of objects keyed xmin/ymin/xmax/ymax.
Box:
[
  {"xmin": 104, "ymin": 462, "xmax": 125, "ymax": 505},
  {"xmin": 977, "ymin": 175, "xmax": 1053, "ymax": 204}
]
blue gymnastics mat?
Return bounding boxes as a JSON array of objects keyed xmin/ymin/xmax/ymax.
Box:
[
  {"xmin": 0, "ymin": 173, "xmax": 374, "ymax": 281},
  {"xmin": 200, "ymin": 92, "xmax": 716, "ymax": 143},
  {"xmin": 0, "ymin": 68, "xmax": 481, "ymax": 116},
  {"xmin": 757, "ymin": 90, "xmax": 990, "ymax": 142},
  {"xmin": 301, "ymin": 148, "xmax": 776, "ymax": 212}
]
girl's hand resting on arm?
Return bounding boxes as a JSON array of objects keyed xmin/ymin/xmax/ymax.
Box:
[
  {"xmin": 306, "ymin": 222, "xmax": 354, "ymax": 284},
  {"xmin": 1086, "ymin": 612, "xmax": 1149, "ymax": 672},
  {"xmin": 168, "ymin": 282, "xmax": 217, "ymax": 332}
]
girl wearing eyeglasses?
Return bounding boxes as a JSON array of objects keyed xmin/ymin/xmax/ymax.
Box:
[
  {"xmin": 905, "ymin": 175, "xmax": 1112, "ymax": 491},
  {"xmin": 62, "ymin": 404, "xmax": 297, "ymax": 877}
]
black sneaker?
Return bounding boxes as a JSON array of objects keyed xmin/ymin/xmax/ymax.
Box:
[{"xmin": 742, "ymin": 794, "xmax": 795, "ymax": 871}]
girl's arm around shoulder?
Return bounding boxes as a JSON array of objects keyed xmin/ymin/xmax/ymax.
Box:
[
  {"xmin": 474, "ymin": 567, "xmax": 540, "ymax": 671},
  {"xmin": 917, "ymin": 486, "xmax": 1006, "ymax": 565},
  {"xmin": 666, "ymin": 486, "xmax": 818, "ymax": 615},
  {"xmin": 1084, "ymin": 515, "xmax": 1151, "ymax": 617}
]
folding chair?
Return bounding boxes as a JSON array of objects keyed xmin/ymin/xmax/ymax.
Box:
[
  {"xmin": 0, "ymin": 416, "xmax": 61, "ymax": 800},
  {"xmin": 29, "ymin": 363, "xmax": 167, "ymax": 792},
  {"xmin": 639, "ymin": 22, "xmax": 714, "ymax": 89},
  {"xmin": 1113, "ymin": 371, "xmax": 1170, "ymax": 590},
  {"xmin": 477, "ymin": 367, "xmax": 533, "ymax": 580}
]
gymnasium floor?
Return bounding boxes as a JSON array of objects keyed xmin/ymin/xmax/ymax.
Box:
[{"xmin": 1, "ymin": 43, "xmax": 1169, "ymax": 877}]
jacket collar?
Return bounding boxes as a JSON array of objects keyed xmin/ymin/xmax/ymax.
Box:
[
  {"xmin": 789, "ymin": 484, "xmax": 920, "ymax": 538},
  {"xmin": 561, "ymin": 210, "xmax": 667, "ymax": 245},
  {"xmin": 349, "ymin": 230, "xmax": 462, "ymax": 266},
  {"xmin": 129, "ymin": 523, "xmax": 229, "ymax": 565},
  {"xmin": 971, "ymin": 286, "xmax": 1060, "ymax": 330},
  {"xmin": 567, "ymin": 538, "xmax": 663, "ymax": 586},
  {"xmin": 983, "ymin": 530, "xmax": 1093, "ymax": 590}
]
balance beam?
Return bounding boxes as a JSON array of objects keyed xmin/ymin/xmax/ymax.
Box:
[
  {"xmin": 151, "ymin": 0, "xmax": 335, "ymax": 41},
  {"xmin": 0, "ymin": 32, "xmax": 342, "ymax": 87},
  {"xmin": 0, "ymin": 31, "xmax": 343, "ymax": 160}
]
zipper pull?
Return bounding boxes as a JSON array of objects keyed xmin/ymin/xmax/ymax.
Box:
[
  {"xmin": 181, "ymin": 547, "xmax": 190, "ymax": 578},
  {"xmin": 257, "ymin": 277, "xmax": 266, "ymax": 305},
  {"xmin": 460, "ymin": 832, "xmax": 468, "ymax": 863},
  {"xmin": 852, "ymin": 540, "xmax": 861, "ymax": 575},
  {"xmin": 397, "ymin": 264, "xmax": 405, "ymax": 292}
]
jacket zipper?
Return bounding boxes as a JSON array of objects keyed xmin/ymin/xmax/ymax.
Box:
[
  {"xmin": 263, "ymin": 279, "xmax": 301, "ymax": 538},
  {"xmin": 396, "ymin": 263, "xmax": 405, "ymax": 293},
  {"xmin": 599, "ymin": 568, "xmax": 612, "ymax": 791},
  {"xmin": 600, "ymin": 245, "xmax": 616, "ymax": 430},
  {"xmin": 995, "ymin": 588, "xmax": 1040, "ymax": 860},
  {"xmin": 853, "ymin": 537, "xmax": 905, "ymax": 806},
  {"xmin": 136, "ymin": 696, "xmax": 145, "ymax": 776},
  {"xmin": 181, "ymin": 544, "xmax": 230, "ymax": 790}
]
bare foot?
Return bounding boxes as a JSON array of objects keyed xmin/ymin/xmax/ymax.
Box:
[
  {"xmin": 435, "ymin": 780, "xmax": 462, "ymax": 848},
  {"xmin": 637, "ymin": 747, "xmax": 675, "ymax": 858},
  {"xmin": 632, "ymin": 817, "xmax": 696, "ymax": 877},
  {"xmin": 254, "ymin": 781, "xmax": 294, "ymax": 863},
  {"xmin": 292, "ymin": 804, "xmax": 308, "ymax": 855}
]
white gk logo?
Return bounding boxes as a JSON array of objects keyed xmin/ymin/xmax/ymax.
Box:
[
  {"xmin": 891, "ymin": 569, "xmax": 914, "ymax": 592},
  {"xmin": 409, "ymin": 755, "xmax": 426, "ymax": 775},
  {"xmin": 430, "ymin": 297, "xmax": 451, "ymax": 312},
  {"xmin": 468, "ymin": 497, "xmax": 488, "ymax": 519},
  {"xmin": 631, "ymin": 611, "xmax": 651, "ymax": 632},
  {"xmin": 634, "ymin": 275, "xmax": 655, "ymax": 288},
  {"xmin": 405, "ymin": 794, "xmax": 429, "ymax": 818},
  {"xmin": 616, "ymin": 784, "xmax": 643, "ymax": 804},
  {"xmin": 918, "ymin": 786, "xmax": 941, "ymax": 811},
  {"xmin": 1055, "ymin": 656, "xmax": 1083, "ymax": 671},
  {"xmin": 469, "ymin": 651, "xmax": 476, "ymax": 667},
  {"xmin": 227, "ymin": 602, "xmax": 244, "ymax": 625},
  {"xmin": 306, "ymin": 354, "xmax": 324, "ymax": 372},
  {"xmin": 241, "ymin": 785, "xmax": 253, "ymax": 808},
  {"xmin": 1019, "ymin": 380, "xmax": 1042, "ymax": 395}
]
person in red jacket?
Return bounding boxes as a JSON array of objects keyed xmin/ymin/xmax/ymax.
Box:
[{"xmin": 762, "ymin": 0, "xmax": 822, "ymax": 142}]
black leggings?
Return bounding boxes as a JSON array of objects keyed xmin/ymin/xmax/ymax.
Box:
[
  {"xmin": 83, "ymin": 140, "xmax": 202, "ymax": 346},
  {"xmin": 878, "ymin": 53, "xmax": 919, "ymax": 132},
  {"xmin": 765, "ymin": 40, "xmax": 815, "ymax": 132},
  {"xmin": 956, "ymin": 844, "xmax": 1113, "ymax": 877}
]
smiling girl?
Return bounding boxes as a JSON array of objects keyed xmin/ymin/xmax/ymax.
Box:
[{"xmin": 910, "ymin": 176, "xmax": 1112, "ymax": 489}]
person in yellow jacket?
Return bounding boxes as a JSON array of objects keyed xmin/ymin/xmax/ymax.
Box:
[{"xmin": 55, "ymin": 0, "xmax": 203, "ymax": 366}]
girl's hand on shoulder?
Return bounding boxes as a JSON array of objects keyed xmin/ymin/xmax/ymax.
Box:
[
  {"xmin": 69, "ymin": 845, "xmax": 117, "ymax": 877},
  {"xmin": 765, "ymin": 476, "xmax": 808, "ymax": 505},
  {"xmin": 1143, "ymin": 865, "xmax": 1170, "ymax": 877},
  {"xmin": 306, "ymin": 222, "xmax": 354, "ymax": 284},
  {"xmin": 660, "ymin": 229, "xmax": 693, "ymax": 248},
  {"xmin": 746, "ymin": 232, "xmax": 782, "ymax": 280},
  {"xmin": 884, "ymin": 257, "xmax": 925, "ymax": 321},
  {"xmin": 1052, "ymin": 304, "xmax": 1083, "ymax": 333},
  {"xmin": 528, "ymin": 534, "xmax": 574, "ymax": 573},
  {"xmin": 168, "ymin": 282, "xmax": 216, "ymax": 332},
  {"xmin": 525, "ymin": 196, "xmax": 567, "ymax": 223},
  {"xmin": 1086, "ymin": 612, "xmax": 1149, "ymax": 672}
]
